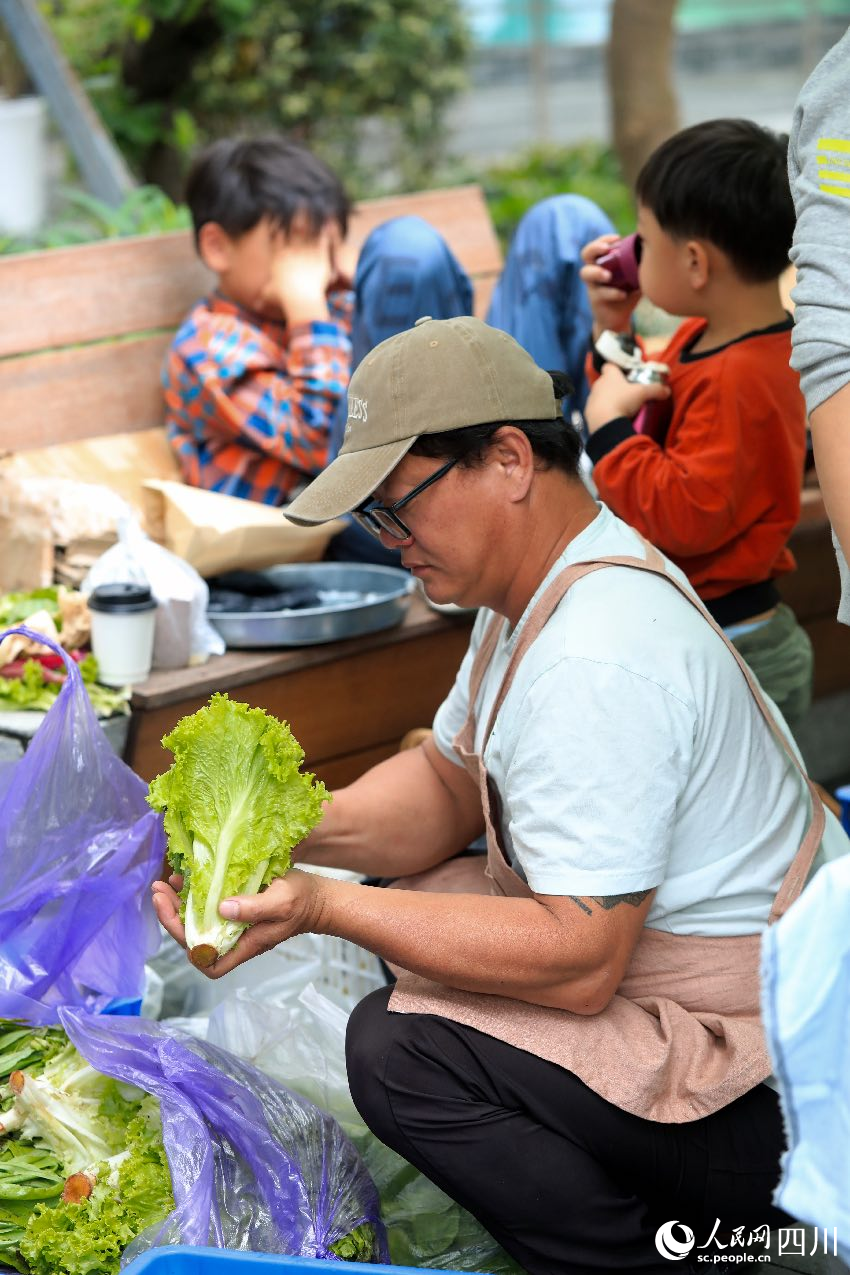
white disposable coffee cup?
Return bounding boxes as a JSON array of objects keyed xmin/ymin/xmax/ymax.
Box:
[{"xmin": 88, "ymin": 583, "xmax": 158, "ymax": 686}]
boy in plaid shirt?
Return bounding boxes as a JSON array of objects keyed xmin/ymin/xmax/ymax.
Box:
[{"xmin": 163, "ymin": 136, "xmax": 353, "ymax": 506}]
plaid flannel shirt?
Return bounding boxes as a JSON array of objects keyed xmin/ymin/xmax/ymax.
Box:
[{"xmin": 162, "ymin": 291, "xmax": 353, "ymax": 505}]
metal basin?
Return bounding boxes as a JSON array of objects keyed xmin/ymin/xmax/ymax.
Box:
[{"xmin": 207, "ymin": 562, "xmax": 415, "ymax": 648}]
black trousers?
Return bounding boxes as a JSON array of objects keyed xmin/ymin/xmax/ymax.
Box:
[{"xmin": 346, "ymin": 987, "xmax": 793, "ymax": 1275}]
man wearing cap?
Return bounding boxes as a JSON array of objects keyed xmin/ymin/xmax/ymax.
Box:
[{"xmin": 153, "ymin": 317, "xmax": 847, "ymax": 1274}]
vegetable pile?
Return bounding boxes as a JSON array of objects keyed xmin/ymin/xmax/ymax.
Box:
[
  {"xmin": 148, "ymin": 693, "xmax": 329, "ymax": 968},
  {"xmin": 0, "ymin": 587, "xmax": 128, "ymax": 716},
  {"xmin": 0, "ymin": 654, "xmax": 129, "ymax": 717},
  {"xmin": 0, "ymin": 1020, "xmax": 173, "ymax": 1275}
]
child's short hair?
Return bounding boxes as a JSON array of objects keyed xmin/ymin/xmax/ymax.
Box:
[
  {"xmin": 635, "ymin": 118, "xmax": 794, "ymax": 284},
  {"xmin": 186, "ymin": 135, "xmax": 351, "ymax": 246}
]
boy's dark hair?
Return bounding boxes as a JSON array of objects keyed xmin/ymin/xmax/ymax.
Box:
[
  {"xmin": 635, "ymin": 118, "xmax": 794, "ymax": 283},
  {"xmin": 186, "ymin": 135, "xmax": 351, "ymax": 246},
  {"xmin": 409, "ymin": 372, "xmax": 582, "ymax": 478}
]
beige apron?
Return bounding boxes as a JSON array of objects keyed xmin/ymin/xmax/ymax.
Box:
[{"xmin": 389, "ymin": 544, "xmax": 825, "ymax": 1123}]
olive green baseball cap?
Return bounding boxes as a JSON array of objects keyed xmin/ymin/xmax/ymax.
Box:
[{"xmin": 285, "ymin": 315, "xmax": 561, "ymax": 526}]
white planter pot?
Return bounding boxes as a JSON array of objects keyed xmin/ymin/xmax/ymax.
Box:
[{"xmin": 0, "ymin": 96, "xmax": 47, "ymax": 236}]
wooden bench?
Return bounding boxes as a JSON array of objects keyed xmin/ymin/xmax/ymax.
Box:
[
  {"xmin": 0, "ymin": 184, "xmax": 500, "ymax": 783},
  {"xmin": 0, "ymin": 184, "xmax": 501, "ymax": 451}
]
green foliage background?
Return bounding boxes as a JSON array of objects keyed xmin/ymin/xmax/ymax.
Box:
[
  {"xmin": 480, "ymin": 143, "xmax": 635, "ymax": 244},
  {"xmin": 35, "ymin": 0, "xmax": 471, "ymax": 194},
  {"xmin": 0, "ymin": 140, "xmax": 634, "ymax": 255},
  {"xmin": 1, "ymin": 0, "xmax": 635, "ymax": 255}
]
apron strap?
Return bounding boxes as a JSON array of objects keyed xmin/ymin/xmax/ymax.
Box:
[
  {"xmin": 467, "ymin": 612, "xmax": 505, "ymax": 713},
  {"xmin": 469, "ymin": 540, "xmax": 823, "ymax": 923}
]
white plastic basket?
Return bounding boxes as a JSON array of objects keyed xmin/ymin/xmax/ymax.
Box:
[
  {"xmin": 285, "ymin": 866, "xmax": 386, "ymax": 1005},
  {"xmin": 271, "ymin": 931, "xmax": 385, "ymax": 1006}
]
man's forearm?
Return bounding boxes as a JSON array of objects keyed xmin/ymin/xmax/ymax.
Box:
[
  {"xmin": 297, "ymin": 741, "xmax": 484, "ymax": 878},
  {"xmin": 810, "ymin": 381, "xmax": 850, "ymax": 571},
  {"xmin": 312, "ymin": 877, "xmax": 621, "ymax": 1014}
]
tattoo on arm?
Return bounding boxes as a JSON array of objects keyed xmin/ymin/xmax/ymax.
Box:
[{"xmin": 567, "ymin": 890, "xmax": 651, "ymax": 916}]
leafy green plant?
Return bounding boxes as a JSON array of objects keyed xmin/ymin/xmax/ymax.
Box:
[
  {"xmin": 0, "ymin": 186, "xmax": 190, "ymax": 254},
  {"xmin": 0, "ymin": 135, "xmax": 633, "ymax": 268}
]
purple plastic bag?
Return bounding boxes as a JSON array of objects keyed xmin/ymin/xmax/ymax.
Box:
[
  {"xmin": 60, "ymin": 1009, "xmax": 388, "ymax": 1265},
  {"xmin": 0, "ymin": 626, "xmax": 165, "ymax": 1024}
]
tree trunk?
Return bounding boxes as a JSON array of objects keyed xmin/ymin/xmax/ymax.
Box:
[
  {"xmin": 607, "ymin": 0, "xmax": 680, "ymax": 190},
  {"xmin": 120, "ymin": 10, "xmax": 223, "ymax": 196}
]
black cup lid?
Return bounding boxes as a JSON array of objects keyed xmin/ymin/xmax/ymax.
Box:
[{"xmin": 88, "ymin": 582, "xmax": 158, "ymax": 614}]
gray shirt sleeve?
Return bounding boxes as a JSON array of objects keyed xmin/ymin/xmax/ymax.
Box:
[
  {"xmin": 789, "ymin": 26, "xmax": 850, "ymax": 412},
  {"xmin": 788, "ymin": 27, "xmax": 850, "ymax": 624}
]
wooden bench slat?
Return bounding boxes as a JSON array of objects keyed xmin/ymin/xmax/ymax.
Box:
[
  {"xmin": 1, "ymin": 186, "xmax": 502, "ymax": 360},
  {"xmin": 347, "ymin": 185, "xmax": 503, "ymax": 278},
  {"xmin": 0, "ymin": 236, "xmax": 213, "ymax": 360},
  {"xmin": 0, "ymin": 333, "xmax": 171, "ymax": 449}
]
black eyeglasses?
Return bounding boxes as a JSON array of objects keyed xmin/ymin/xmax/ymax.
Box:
[{"xmin": 352, "ymin": 458, "xmax": 458, "ymax": 541}]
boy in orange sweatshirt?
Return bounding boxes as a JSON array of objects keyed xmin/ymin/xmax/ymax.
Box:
[{"xmin": 580, "ymin": 118, "xmax": 812, "ymax": 725}]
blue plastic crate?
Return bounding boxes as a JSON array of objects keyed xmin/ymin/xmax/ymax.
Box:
[
  {"xmin": 122, "ymin": 1246, "xmax": 489, "ymax": 1275},
  {"xmin": 102, "ymin": 996, "xmax": 143, "ymax": 1016},
  {"xmin": 835, "ymin": 782, "xmax": 850, "ymax": 836}
]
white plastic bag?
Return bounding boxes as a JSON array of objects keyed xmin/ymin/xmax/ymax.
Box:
[{"xmin": 83, "ymin": 516, "xmax": 224, "ymax": 668}]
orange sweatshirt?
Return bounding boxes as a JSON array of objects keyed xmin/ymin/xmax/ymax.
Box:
[{"xmin": 585, "ymin": 316, "xmax": 806, "ymax": 615}]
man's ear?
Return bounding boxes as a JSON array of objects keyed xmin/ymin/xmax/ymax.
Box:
[
  {"xmin": 685, "ymin": 239, "xmax": 711, "ymax": 291},
  {"xmin": 490, "ymin": 426, "xmax": 535, "ymax": 500},
  {"xmin": 197, "ymin": 222, "xmax": 233, "ymax": 274}
]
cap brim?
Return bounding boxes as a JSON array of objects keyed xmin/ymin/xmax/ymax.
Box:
[{"xmin": 285, "ymin": 437, "xmax": 415, "ymax": 526}]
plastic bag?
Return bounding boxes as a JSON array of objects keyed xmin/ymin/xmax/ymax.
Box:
[
  {"xmin": 208, "ymin": 984, "xmax": 523, "ymax": 1273},
  {"xmin": 83, "ymin": 516, "xmax": 224, "ymax": 669},
  {"xmin": 59, "ymin": 1008, "xmax": 388, "ymax": 1265},
  {"xmin": 0, "ymin": 626, "xmax": 165, "ymax": 1025}
]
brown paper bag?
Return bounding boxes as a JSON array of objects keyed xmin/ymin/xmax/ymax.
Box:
[
  {"xmin": 0, "ymin": 498, "xmax": 53, "ymax": 591},
  {"xmin": 141, "ymin": 480, "xmax": 344, "ymax": 577},
  {"xmin": 0, "ymin": 468, "xmax": 136, "ymax": 591},
  {"xmin": 0, "ymin": 428, "xmax": 180, "ymax": 515}
]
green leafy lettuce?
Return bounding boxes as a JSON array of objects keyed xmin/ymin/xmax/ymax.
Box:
[
  {"xmin": 147, "ymin": 693, "xmax": 329, "ymax": 966},
  {"xmin": 329, "ymin": 1220, "xmax": 379, "ymax": 1262},
  {"xmin": 0, "ymin": 590, "xmax": 59, "ymax": 629},
  {"xmin": 0, "ymin": 1040, "xmax": 141, "ymax": 1174},
  {"xmin": 19, "ymin": 1096, "xmax": 173, "ymax": 1275},
  {"xmin": 0, "ymin": 1024, "xmax": 172, "ymax": 1275}
]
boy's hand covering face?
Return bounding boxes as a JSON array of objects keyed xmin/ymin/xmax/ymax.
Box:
[
  {"xmin": 268, "ymin": 217, "xmax": 337, "ymax": 325},
  {"xmin": 584, "ymin": 362, "xmax": 670, "ymax": 434},
  {"xmin": 580, "ymin": 233, "xmax": 642, "ymax": 337}
]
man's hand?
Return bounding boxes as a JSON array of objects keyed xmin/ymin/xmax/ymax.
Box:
[
  {"xmin": 584, "ymin": 362, "xmax": 670, "ymax": 435},
  {"xmin": 580, "ymin": 233, "xmax": 641, "ymax": 339},
  {"xmin": 151, "ymin": 869, "xmax": 327, "ymax": 980},
  {"xmin": 269, "ymin": 219, "xmax": 336, "ymax": 325}
]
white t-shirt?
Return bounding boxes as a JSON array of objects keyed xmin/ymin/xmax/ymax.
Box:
[{"xmin": 433, "ymin": 505, "xmax": 847, "ymax": 936}]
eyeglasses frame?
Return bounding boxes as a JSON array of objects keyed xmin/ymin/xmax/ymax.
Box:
[{"xmin": 352, "ymin": 457, "xmax": 458, "ymax": 541}]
